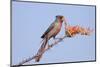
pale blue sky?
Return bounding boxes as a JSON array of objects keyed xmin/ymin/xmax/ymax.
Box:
[{"xmin": 12, "ymin": 1, "xmax": 96, "ymax": 65}]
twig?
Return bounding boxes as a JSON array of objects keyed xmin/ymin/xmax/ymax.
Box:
[{"xmin": 12, "ymin": 35, "xmax": 67, "ymax": 67}]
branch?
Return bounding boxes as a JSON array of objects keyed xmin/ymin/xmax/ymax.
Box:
[
  {"xmin": 12, "ymin": 35, "xmax": 67, "ymax": 67},
  {"xmin": 12, "ymin": 20, "xmax": 93, "ymax": 67}
]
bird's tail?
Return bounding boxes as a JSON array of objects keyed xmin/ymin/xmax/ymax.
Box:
[{"xmin": 35, "ymin": 37, "xmax": 48, "ymax": 62}]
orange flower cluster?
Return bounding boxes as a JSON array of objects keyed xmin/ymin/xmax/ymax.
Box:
[{"xmin": 65, "ymin": 25, "xmax": 93, "ymax": 37}]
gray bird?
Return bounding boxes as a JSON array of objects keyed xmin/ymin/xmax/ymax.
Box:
[{"xmin": 35, "ymin": 15, "xmax": 64, "ymax": 62}]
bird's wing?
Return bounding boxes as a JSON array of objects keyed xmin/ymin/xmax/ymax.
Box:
[{"xmin": 41, "ymin": 22, "xmax": 55, "ymax": 38}]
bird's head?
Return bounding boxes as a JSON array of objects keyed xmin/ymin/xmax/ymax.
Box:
[{"xmin": 56, "ymin": 15, "xmax": 65, "ymax": 23}]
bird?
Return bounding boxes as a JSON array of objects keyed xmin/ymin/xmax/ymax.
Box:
[{"xmin": 35, "ymin": 15, "xmax": 65, "ymax": 62}]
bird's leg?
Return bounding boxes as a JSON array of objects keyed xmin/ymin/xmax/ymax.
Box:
[{"xmin": 53, "ymin": 37, "xmax": 62, "ymax": 43}]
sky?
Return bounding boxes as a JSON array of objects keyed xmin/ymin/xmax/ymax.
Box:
[{"xmin": 12, "ymin": 1, "xmax": 96, "ymax": 65}]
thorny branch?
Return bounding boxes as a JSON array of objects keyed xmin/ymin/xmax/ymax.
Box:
[
  {"xmin": 12, "ymin": 19, "xmax": 93, "ymax": 67},
  {"xmin": 12, "ymin": 35, "xmax": 67, "ymax": 67}
]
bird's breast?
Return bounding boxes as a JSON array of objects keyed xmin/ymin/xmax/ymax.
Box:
[
  {"xmin": 54, "ymin": 22, "xmax": 62, "ymax": 31},
  {"xmin": 48, "ymin": 22, "xmax": 62, "ymax": 38}
]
